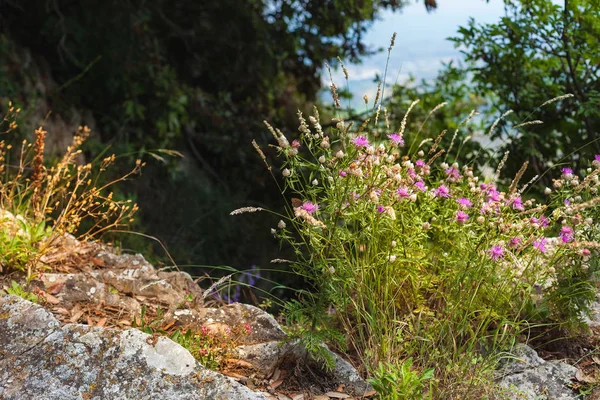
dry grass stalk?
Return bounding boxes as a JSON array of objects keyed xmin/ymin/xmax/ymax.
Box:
[
  {"xmin": 399, "ymin": 100, "xmax": 420, "ymax": 137},
  {"xmin": 509, "ymin": 161, "xmax": 529, "ymax": 195},
  {"xmin": 428, "ymin": 130, "xmax": 447, "ymax": 155},
  {"xmin": 493, "ymin": 151, "xmax": 510, "ymax": 182}
]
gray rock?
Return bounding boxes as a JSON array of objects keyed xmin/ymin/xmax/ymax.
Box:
[
  {"xmin": 498, "ymin": 344, "xmax": 579, "ymax": 400},
  {"xmin": 0, "ymin": 295, "xmax": 267, "ymax": 400}
]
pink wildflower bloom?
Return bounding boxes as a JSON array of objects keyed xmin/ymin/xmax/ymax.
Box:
[
  {"xmin": 486, "ymin": 188, "xmax": 501, "ymax": 202},
  {"xmin": 291, "ymin": 140, "xmax": 301, "ymax": 149},
  {"xmin": 559, "ymin": 226, "xmax": 574, "ymax": 243},
  {"xmin": 244, "ymin": 323, "xmax": 253, "ymax": 334},
  {"xmin": 301, "ymin": 201, "xmax": 318, "ymax": 214},
  {"xmin": 456, "ymin": 197, "xmax": 472, "ymax": 208},
  {"xmin": 582, "ymin": 248, "xmax": 591, "ymax": 256},
  {"xmin": 377, "ymin": 205, "xmax": 385, "ymax": 213},
  {"xmin": 416, "ymin": 159, "xmax": 426, "ymax": 168},
  {"xmin": 539, "ymin": 216, "xmax": 549, "ymax": 227},
  {"xmin": 408, "ymin": 168, "xmax": 417, "ymax": 180},
  {"xmin": 397, "ymin": 186, "xmax": 411, "ymax": 198},
  {"xmin": 488, "ymin": 245, "xmax": 504, "ymax": 261},
  {"xmin": 533, "ymin": 237, "xmax": 548, "ymax": 253},
  {"xmin": 561, "ymin": 167, "xmax": 573, "ymax": 176},
  {"xmin": 445, "ymin": 167, "xmax": 460, "ymax": 180},
  {"xmin": 510, "ymin": 196, "xmax": 524, "ymax": 211},
  {"xmin": 414, "ymin": 181, "xmax": 427, "ymax": 192},
  {"xmin": 564, "ymin": 199, "xmax": 571, "ymax": 206},
  {"xmin": 200, "ymin": 325, "xmax": 210, "ymax": 336},
  {"xmin": 595, "ymin": 155, "xmax": 600, "ymax": 162},
  {"xmin": 339, "ymin": 171, "xmax": 347, "ymax": 177},
  {"xmin": 433, "ymin": 185, "xmax": 450, "ymax": 198},
  {"xmin": 509, "ymin": 237, "xmax": 522, "ymax": 249},
  {"xmin": 352, "ymin": 136, "xmax": 370, "ymax": 147},
  {"xmin": 455, "ymin": 211, "xmax": 469, "ymax": 224},
  {"xmin": 387, "ymin": 133, "xmax": 405, "ymax": 146}
]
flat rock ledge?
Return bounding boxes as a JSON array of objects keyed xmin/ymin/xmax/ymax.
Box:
[
  {"xmin": 0, "ymin": 294, "xmax": 267, "ymax": 400},
  {"xmin": 498, "ymin": 344, "xmax": 579, "ymax": 400}
]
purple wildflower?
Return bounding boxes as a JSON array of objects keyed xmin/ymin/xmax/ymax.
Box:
[
  {"xmin": 486, "ymin": 187, "xmax": 501, "ymax": 202},
  {"xmin": 455, "ymin": 211, "xmax": 469, "ymax": 224},
  {"xmin": 416, "ymin": 159, "xmax": 426, "ymax": 168},
  {"xmin": 397, "ymin": 186, "xmax": 411, "ymax": 198},
  {"xmin": 377, "ymin": 205, "xmax": 385, "ymax": 213},
  {"xmin": 561, "ymin": 167, "xmax": 573, "ymax": 176},
  {"xmin": 351, "ymin": 136, "xmax": 370, "ymax": 147},
  {"xmin": 456, "ymin": 197, "xmax": 472, "ymax": 208},
  {"xmin": 509, "ymin": 237, "xmax": 522, "ymax": 249},
  {"xmin": 533, "ymin": 237, "xmax": 548, "ymax": 253},
  {"xmin": 301, "ymin": 201, "xmax": 319, "ymax": 214},
  {"xmin": 387, "ymin": 133, "xmax": 405, "ymax": 146},
  {"xmin": 510, "ymin": 196, "xmax": 524, "ymax": 211},
  {"xmin": 488, "ymin": 245, "xmax": 504, "ymax": 261},
  {"xmin": 595, "ymin": 155, "xmax": 600, "ymax": 162},
  {"xmin": 414, "ymin": 181, "xmax": 427, "ymax": 192},
  {"xmin": 559, "ymin": 226, "xmax": 574, "ymax": 243},
  {"xmin": 433, "ymin": 185, "xmax": 450, "ymax": 198},
  {"xmin": 291, "ymin": 140, "xmax": 301, "ymax": 149},
  {"xmin": 539, "ymin": 216, "xmax": 549, "ymax": 227},
  {"xmin": 445, "ymin": 167, "xmax": 461, "ymax": 180},
  {"xmin": 339, "ymin": 171, "xmax": 347, "ymax": 177},
  {"xmin": 564, "ymin": 199, "xmax": 571, "ymax": 206}
]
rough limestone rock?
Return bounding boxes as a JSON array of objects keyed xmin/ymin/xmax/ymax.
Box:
[
  {"xmin": 0, "ymin": 295, "xmax": 267, "ymax": 400},
  {"xmin": 498, "ymin": 344, "xmax": 579, "ymax": 400}
]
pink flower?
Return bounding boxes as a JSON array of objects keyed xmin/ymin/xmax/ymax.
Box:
[
  {"xmin": 455, "ymin": 211, "xmax": 469, "ymax": 224},
  {"xmin": 416, "ymin": 159, "xmax": 426, "ymax": 168},
  {"xmin": 414, "ymin": 181, "xmax": 427, "ymax": 192},
  {"xmin": 433, "ymin": 185, "xmax": 450, "ymax": 198},
  {"xmin": 488, "ymin": 245, "xmax": 504, "ymax": 261},
  {"xmin": 291, "ymin": 140, "xmax": 301, "ymax": 149},
  {"xmin": 244, "ymin": 323, "xmax": 253, "ymax": 334},
  {"xmin": 559, "ymin": 226, "xmax": 574, "ymax": 243},
  {"xmin": 445, "ymin": 167, "xmax": 461, "ymax": 180},
  {"xmin": 352, "ymin": 136, "xmax": 370, "ymax": 147},
  {"xmin": 397, "ymin": 186, "xmax": 411, "ymax": 198},
  {"xmin": 301, "ymin": 201, "xmax": 319, "ymax": 214},
  {"xmin": 595, "ymin": 155, "xmax": 600, "ymax": 162},
  {"xmin": 377, "ymin": 205, "xmax": 385, "ymax": 213},
  {"xmin": 387, "ymin": 133, "xmax": 404, "ymax": 146},
  {"xmin": 561, "ymin": 167, "xmax": 573, "ymax": 176},
  {"xmin": 533, "ymin": 237, "xmax": 548, "ymax": 253},
  {"xmin": 582, "ymin": 248, "xmax": 591, "ymax": 256},
  {"xmin": 200, "ymin": 325, "xmax": 210, "ymax": 336},
  {"xmin": 510, "ymin": 196, "xmax": 524, "ymax": 211},
  {"xmin": 486, "ymin": 187, "xmax": 501, "ymax": 202},
  {"xmin": 509, "ymin": 237, "xmax": 522, "ymax": 249},
  {"xmin": 456, "ymin": 197, "xmax": 472, "ymax": 208},
  {"xmin": 339, "ymin": 171, "xmax": 347, "ymax": 177}
]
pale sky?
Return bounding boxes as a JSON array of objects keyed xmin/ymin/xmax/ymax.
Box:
[{"xmin": 323, "ymin": 0, "xmax": 508, "ymax": 109}]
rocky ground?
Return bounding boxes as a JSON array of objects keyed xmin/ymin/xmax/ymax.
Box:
[{"xmin": 1, "ymin": 234, "xmax": 600, "ymax": 399}]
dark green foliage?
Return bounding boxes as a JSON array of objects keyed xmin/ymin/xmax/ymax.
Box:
[
  {"xmin": 0, "ymin": 0, "xmax": 428, "ymax": 270},
  {"xmin": 450, "ymin": 0, "xmax": 600, "ymax": 187}
]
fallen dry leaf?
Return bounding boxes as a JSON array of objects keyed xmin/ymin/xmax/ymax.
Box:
[
  {"xmin": 226, "ymin": 359, "xmax": 256, "ymax": 370},
  {"xmin": 96, "ymin": 317, "xmax": 108, "ymax": 327},
  {"xmin": 46, "ymin": 282, "xmax": 65, "ymax": 295},
  {"xmin": 325, "ymin": 392, "xmax": 350, "ymax": 399},
  {"xmin": 70, "ymin": 310, "xmax": 84, "ymax": 324},
  {"xmin": 268, "ymin": 379, "xmax": 283, "ymax": 390},
  {"xmin": 44, "ymin": 293, "xmax": 61, "ymax": 305},
  {"xmin": 576, "ymin": 368, "xmax": 597, "ymax": 384},
  {"xmin": 363, "ymin": 390, "xmax": 377, "ymax": 397}
]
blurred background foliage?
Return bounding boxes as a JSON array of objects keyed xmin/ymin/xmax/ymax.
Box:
[{"xmin": 0, "ymin": 0, "xmax": 598, "ymax": 292}]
